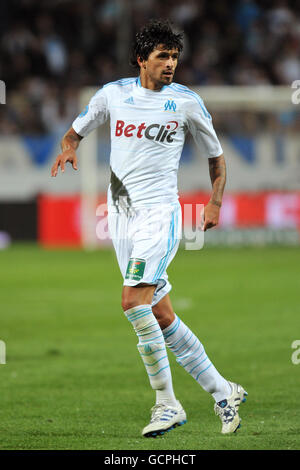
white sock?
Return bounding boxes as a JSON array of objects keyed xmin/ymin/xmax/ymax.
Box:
[
  {"xmin": 163, "ymin": 314, "xmax": 231, "ymax": 402},
  {"xmin": 125, "ymin": 305, "xmax": 177, "ymax": 406}
]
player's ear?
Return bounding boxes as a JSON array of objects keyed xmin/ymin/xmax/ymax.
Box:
[{"xmin": 137, "ymin": 56, "xmax": 146, "ymax": 69}]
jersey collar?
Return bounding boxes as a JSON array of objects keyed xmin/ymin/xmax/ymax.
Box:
[{"xmin": 136, "ymin": 76, "xmax": 170, "ymax": 94}]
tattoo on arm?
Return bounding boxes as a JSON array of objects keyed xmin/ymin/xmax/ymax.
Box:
[
  {"xmin": 208, "ymin": 155, "xmax": 226, "ymax": 207},
  {"xmin": 61, "ymin": 128, "xmax": 82, "ymax": 152}
]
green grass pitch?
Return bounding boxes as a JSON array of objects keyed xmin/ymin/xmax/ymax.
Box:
[{"xmin": 0, "ymin": 243, "xmax": 299, "ymax": 450}]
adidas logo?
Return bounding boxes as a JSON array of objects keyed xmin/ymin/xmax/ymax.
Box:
[{"xmin": 124, "ymin": 96, "xmax": 134, "ymax": 105}]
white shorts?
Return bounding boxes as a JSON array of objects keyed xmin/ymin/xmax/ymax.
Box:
[{"xmin": 107, "ymin": 202, "xmax": 182, "ymax": 306}]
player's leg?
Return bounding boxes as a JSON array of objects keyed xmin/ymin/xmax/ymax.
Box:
[
  {"xmin": 122, "ymin": 284, "xmax": 176, "ymax": 404},
  {"xmin": 122, "ymin": 284, "xmax": 156, "ymax": 311},
  {"xmin": 151, "ymin": 291, "xmax": 175, "ymax": 329},
  {"xmin": 153, "ymin": 293, "xmax": 231, "ymax": 401},
  {"xmin": 122, "ymin": 284, "xmax": 186, "ymax": 437},
  {"xmin": 152, "ymin": 293, "xmax": 247, "ymax": 432},
  {"xmin": 109, "ymin": 204, "xmax": 186, "ymax": 436}
]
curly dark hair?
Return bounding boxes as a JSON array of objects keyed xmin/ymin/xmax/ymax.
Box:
[{"xmin": 130, "ymin": 19, "xmax": 184, "ymax": 69}]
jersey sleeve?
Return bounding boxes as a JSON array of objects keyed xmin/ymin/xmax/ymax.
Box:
[
  {"xmin": 72, "ymin": 88, "xmax": 109, "ymax": 137},
  {"xmin": 185, "ymin": 96, "xmax": 223, "ymax": 158}
]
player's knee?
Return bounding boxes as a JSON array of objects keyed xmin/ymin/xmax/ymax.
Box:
[
  {"xmin": 121, "ymin": 291, "xmax": 140, "ymax": 312},
  {"xmin": 122, "ymin": 285, "xmax": 155, "ymax": 312},
  {"xmin": 122, "ymin": 299, "xmax": 137, "ymax": 312}
]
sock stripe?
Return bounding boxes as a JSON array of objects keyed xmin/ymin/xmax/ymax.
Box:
[
  {"xmin": 127, "ymin": 307, "xmax": 150, "ymax": 316},
  {"xmin": 171, "ymin": 331, "xmax": 194, "ymax": 353},
  {"xmin": 188, "ymin": 355, "xmax": 208, "ymax": 374},
  {"xmin": 182, "ymin": 346, "xmax": 205, "ymax": 367},
  {"xmin": 127, "ymin": 309, "xmax": 152, "ymax": 321},
  {"xmin": 147, "ymin": 364, "xmax": 170, "ymax": 377},
  {"xmin": 195, "ymin": 363, "xmax": 212, "ymax": 380},
  {"xmin": 175, "ymin": 334, "xmax": 197, "ymax": 356},
  {"xmin": 166, "ymin": 326, "xmax": 189, "ymax": 349},
  {"xmin": 163, "ymin": 317, "xmax": 181, "ymax": 340},
  {"xmin": 127, "ymin": 311, "xmax": 152, "ymax": 323},
  {"xmin": 137, "ymin": 322, "xmax": 158, "ymax": 333},
  {"xmin": 163, "ymin": 315, "xmax": 230, "ymax": 401},
  {"xmin": 144, "ymin": 355, "xmax": 168, "ymax": 367},
  {"xmin": 138, "ymin": 327, "xmax": 162, "ymax": 337},
  {"xmin": 127, "ymin": 311, "xmax": 151, "ymax": 322},
  {"xmin": 140, "ymin": 334, "xmax": 164, "ymax": 343},
  {"xmin": 125, "ymin": 305, "xmax": 174, "ymax": 396},
  {"xmin": 139, "ymin": 344, "xmax": 165, "ymax": 356}
]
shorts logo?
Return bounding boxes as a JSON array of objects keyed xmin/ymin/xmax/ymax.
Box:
[
  {"xmin": 164, "ymin": 100, "xmax": 176, "ymax": 112},
  {"xmin": 125, "ymin": 258, "xmax": 146, "ymax": 281}
]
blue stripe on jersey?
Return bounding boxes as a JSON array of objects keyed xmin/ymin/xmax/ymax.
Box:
[
  {"xmin": 157, "ymin": 207, "xmax": 179, "ymax": 278},
  {"xmin": 92, "ymin": 78, "xmax": 136, "ymax": 99},
  {"xmin": 151, "ymin": 213, "xmax": 173, "ymax": 282},
  {"xmin": 171, "ymin": 83, "xmax": 211, "ymax": 118},
  {"xmin": 155, "ymin": 205, "xmax": 179, "ymax": 280},
  {"xmin": 156, "ymin": 211, "xmax": 176, "ymax": 279},
  {"xmin": 171, "ymin": 83, "xmax": 211, "ymax": 119},
  {"xmin": 152, "ymin": 207, "xmax": 177, "ymax": 282},
  {"xmin": 103, "ymin": 77, "xmax": 137, "ymax": 89},
  {"xmin": 171, "ymin": 82, "xmax": 203, "ymax": 98}
]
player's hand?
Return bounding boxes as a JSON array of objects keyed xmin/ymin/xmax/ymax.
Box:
[
  {"xmin": 51, "ymin": 148, "xmax": 78, "ymax": 177},
  {"xmin": 203, "ymin": 201, "xmax": 220, "ymax": 231}
]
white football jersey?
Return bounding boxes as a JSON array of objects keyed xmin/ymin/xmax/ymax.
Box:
[{"xmin": 72, "ymin": 77, "xmax": 223, "ymax": 211}]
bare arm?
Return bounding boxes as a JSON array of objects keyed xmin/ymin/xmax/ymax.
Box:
[
  {"xmin": 203, "ymin": 154, "xmax": 227, "ymax": 231},
  {"xmin": 208, "ymin": 154, "xmax": 226, "ymax": 207},
  {"xmin": 51, "ymin": 127, "xmax": 83, "ymax": 177}
]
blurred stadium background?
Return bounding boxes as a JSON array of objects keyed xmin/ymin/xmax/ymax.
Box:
[
  {"xmin": 1, "ymin": 0, "xmax": 300, "ymax": 451},
  {"xmin": 0, "ymin": 0, "xmax": 300, "ymax": 248}
]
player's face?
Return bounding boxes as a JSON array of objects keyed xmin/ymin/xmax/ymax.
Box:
[{"xmin": 139, "ymin": 44, "xmax": 179, "ymax": 89}]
